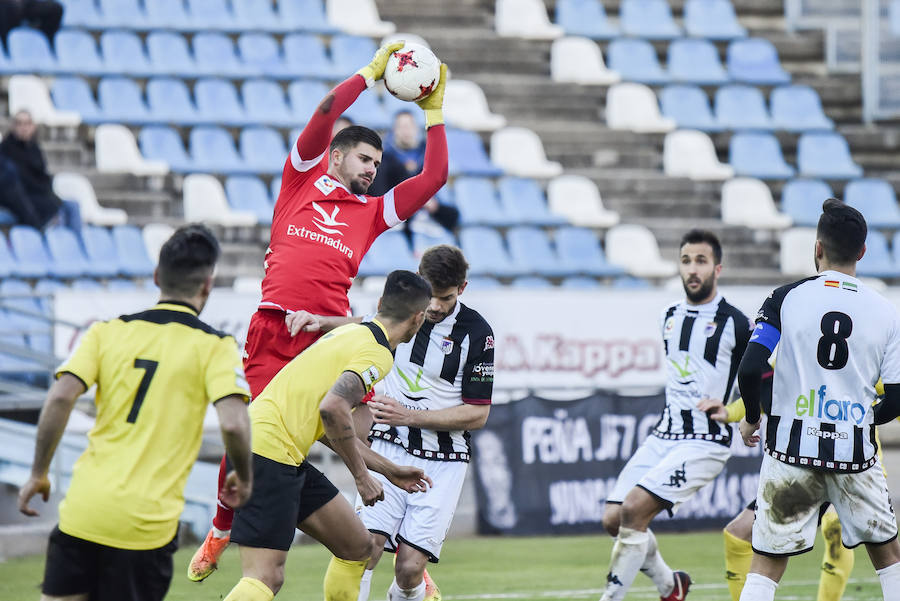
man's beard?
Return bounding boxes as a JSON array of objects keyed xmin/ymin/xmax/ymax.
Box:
[
  {"xmin": 350, "ymin": 179, "xmax": 369, "ymax": 194},
  {"xmin": 683, "ymin": 275, "xmax": 715, "ymax": 303}
]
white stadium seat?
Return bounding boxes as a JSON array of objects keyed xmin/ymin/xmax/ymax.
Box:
[
  {"xmin": 780, "ymin": 227, "xmax": 817, "ymax": 275},
  {"xmin": 443, "ymin": 80, "xmax": 507, "ymax": 132},
  {"xmin": 8, "ymin": 75, "xmax": 80, "ymax": 127},
  {"xmin": 663, "ymin": 130, "xmax": 734, "ymax": 181},
  {"xmin": 141, "ymin": 223, "xmax": 175, "ymax": 265},
  {"xmin": 721, "ymin": 178, "xmax": 793, "ymax": 230},
  {"xmin": 551, "ymin": 37, "xmax": 621, "ymax": 85},
  {"xmin": 232, "ymin": 276, "xmax": 263, "ymax": 294},
  {"xmin": 547, "ymin": 174, "xmax": 620, "ymax": 228},
  {"xmin": 52, "ymin": 172, "xmax": 128, "ymax": 226},
  {"xmin": 95, "ymin": 124, "xmax": 169, "ymax": 176},
  {"xmin": 606, "ymin": 83, "xmax": 676, "ymax": 133},
  {"xmin": 495, "ymin": 0, "xmax": 564, "ymax": 40},
  {"xmin": 183, "ymin": 174, "xmax": 258, "ymax": 227},
  {"xmin": 606, "ymin": 224, "xmax": 677, "ymax": 277},
  {"xmin": 327, "ymin": 0, "xmax": 396, "ymax": 36},
  {"xmin": 490, "ymin": 126, "xmax": 563, "ymax": 178}
]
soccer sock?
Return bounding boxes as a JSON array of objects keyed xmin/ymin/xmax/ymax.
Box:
[
  {"xmin": 213, "ymin": 454, "xmax": 235, "ymax": 532},
  {"xmin": 323, "ymin": 557, "xmax": 368, "ymax": 601},
  {"xmin": 817, "ymin": 511, "xmax": 853, "ymax": 601},
  {"xmin": 600, "ymin": 527, "xmax": 650, "ymax": 601},
  {"xmin": 223, "ymin": 577, "xmax": 274, "ymax": 601},
  {"xmin": 387, "ymin": 579, "xmax": 426, "ymax": 601},
  {"xmin": 877, "ymin": 562, "xmax": 900, "ymax": 600},
  {"xmin": 739, "ymin": 573, "xmax": 777, "ymax": 601},
  {"xmin": 357, "ymin": 569, "xmax": 374, "ymax": 601},
  {"xmin": 724, "ymin": 528, "xmax": 754, "ymax": 601},
  {"xmin": 640, "ymin": 529, "xmax": 674, "ymax": 596}
]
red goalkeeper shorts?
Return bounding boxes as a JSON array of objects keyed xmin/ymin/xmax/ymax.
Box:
[{"xmin": 242, "ymin": 309, "xmax": 322, "ymax": 398}]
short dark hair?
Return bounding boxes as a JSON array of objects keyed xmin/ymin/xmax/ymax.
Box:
[
  {"xmin": 817, "ymin": 198, "xmax": 867, "ymax": 265},
  {"xmin": 378, "ymin": 270, "xmax": 432, "ymax": 321},
  {"xmin": 680, "ymin": 229, "xmax": 722, "ymax": 264},
  {"xmin": 157, "ymin": 224, "xmax": 220, "ymax": 297},
  {"xmin": 418, "ymin": 245, "xmax": 468, "ymax": 290},
  {"xmin": 330, "ymin": 125, "xmax": 382, "ymax": 154}
]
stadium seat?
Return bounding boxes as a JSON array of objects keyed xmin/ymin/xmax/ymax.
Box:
[
  {"xmin": 727, "ymin": 38, "xmax": 791, "ymax": 84},
  {"xmin": 606, "ymin": 224, "xmax": 677, "ymax": 278},
  {"xmin": 770, "ymin": 85, "xmax": 834, "ymax": 131},
  {"xmin": 190, "ymin": 126, "xmax": 252, "ymax": 175},
  {"xmin": 606, "ymin": 83, "xmax": 676, "ymax": 133},
  {"xmin": 0, "ymin": 232, "xmax": 15, "ymax": 279},
  {"xmin": 507, "ymin": 227, "xmax": 571, "ymax": 276},
  {"xmin": 185, "ymin": 0, "xmax": 239, "ymax": 31},
  {"xmin": 684, "ymin": 0, "xmax": 747, "ymax": 39},
  {"xmin": 146, "ymin": 31, "xmax": 198, "ymax": 78},
  {"xmin": 497, "ymin": 178, "xmax": 567, "ymax": 226},
  {"xmin": 660, "ymin": 85, "xmax": 722, "ymax": 132},
  {"xmin": 454, "ymin": 177, "xmax": 510, "ymax": 226},
  {"xmin": 0, "ymin": 208, "xmax": 15, "ymax": 227},
  {"xmin": 288, "ymin": 80, "xmax": 329, "ymax": 124},
  {"xmin": 71, "ymin": 278, "xmax": 103, "ymax": 290},
  {"xmin": 490, "ymin": 127, "xmax": 563, "ymax": 178},
  {"xmin": 98, "ymin": 77, "xmax": 154, "ymax": 124},
  {"xmin": 193, "ymin": 33, "xmax": 252, "ymax": 79},
  {"xmin": 446, "ymin": 129, "xmax": 504, "ymax": 176},
  {"xmin": 112, "ymin": 226, "xmax": 155, "ymax": 277},
  {"xmin": 52, "ymin": 173, "xmax": 127, "ymax": 226},
  {"xmin": 781, "ymin": 179, "xmax": 833, "ymax": 227},
  {"xmin": 621, "ymin": 0, "xmax": 682, "ymax": 39},
  {"xmin": 554, "ymin": 0, "xmax": 619, "ymax": 39},
  {"xmin": 845, "ymin": 179, "xmax": 900, "ymax": 228},
  {"xmin": 458, "ymin": 227, "xmax": 522, "ymax": 277},
  {"xmin": 330, "ymin": 35, "xmax": 377, "ymax": 78},
  {"xmin": 283, "ymin": 34, "xmax": 333, "ymax": 80},
  {"xmin": 270, "ymin": 176, "xmax": 282, "ymax": 202},
  {"xmin": 714, "ymin": 85, "xmax": 773, "ymax": 130},
  {"xmin": 45, "ymin": 227, "xmax": 91, "ymax": 279},
  {"xmin": 327, "ymin": 0, "xmax": 395, "ymax": 37},
  {"xmin": 1, "ymin": 278, "xmax": 46, "ymax": 334},
  {"xmin": 729, "ymin": 132, "xmax": 795, "ymax": 179},
  {"xmin": 232, "ymin": 0, "xmax": 285, "ymax": 32},
  {"xmin": 721, "ymin": 178, "xmax": 792, "ymax": 229},
  {"xmin": 194, "ymin": 78, "xmax": 250, "ymax": 127},
  {"xmin": 145, "ymin": 0, "xmax": 192, "ymax": 29},
  {"xmin": 547, "ymin": 174, "xmax": 620, "ymax": 228},
  {"xmin": 51, "ymin": 77, "xmax": 102, "ymax": 124},
  {"xmin": 55, "ymin": 29, "xmax": 105, "ymax": 76},
  {"xmin": 858, "ymin": 231, "xmax": 900, "ymax": 278},
  {"xmin": 342, "ymin": 92, "xmax": 391, "ymax": 130},
  {"xmin": 663, "ymin": 130, "xmax": 734, "ymax": 181},
  {"xmin": 607, "ymin": 38, "xmax": 670, "ymax": 85},
  {"xmin": 780, "ymin": 227, "xmax": 817, "ymax": 275},
  {"xmin": 9, "ymin": 226, "xmax": 51, "ymax": 279},
  {"xmin": 225, "ymin": 176, "xmax": 274, "ymax": 225},
  {"xmin": 411, "ymin": 228, "xmax": 457, "ymax": 256},
  {"xmin": 465, "ymin": 276, "xmax": 502, "ymax": 290},
  {"xmin": 356, "ymin": 231, "xmax": 417, "ymax": 276},
  {"xmin": 240, "ymin": 127, "xmax": 288, "ymax": 175},
  {"xmin": 797, "ymin": 133, "xmax": 863, "ymax": 179},
  {"xmin": 277, "ymin": 0, "xmax": 336, "ymax": 34},
  {"xmin": 107, "ymin": 279, "xmax": 138, "ymax": 291},
  {"xmin": 98, "ymin": 0, "xmax": 146, "ymax": 28},
  {"xmin": 78, "ymin": 226, "xmax": 118, "ymax": 277},
  {"xmin": 511, "ymin": 276, "xmax": 555, "ymax": 288},
  {"xmin": 560, "ymin": 276, "xmax": 600, "ymax": 289},
  {"xmin": 9, "ymin": 76, "xmax": 80, "ymax": 127},
  {"xmin": 95, "ymin": 124, "xmax": 169, "ymax": 176},
  {"xmin": 550, "ymin": 37, "xmax": 620, "ymax": 85},
  {"xmin": 443, "ymin": 80, "xmax": 508, "ymax": 131},
  {"xmin": 61, "ymin": 0, "xmax": 103, "ymax": 28},
  {"xmin": 139, "ymin": 126, "xmax": 194, "ymax": 173},
  {"xmin": 667, "ymin": 39, "xmax": 729, "ymax": 85},
  {"xmin": 7, "ymin": 28, "xmax": 57, "ymax": 74},
  {"xmin": 238, "ymin": 33, "xmax": 292, "ymax": 79},
  {"xmin": 100, "ymin": 30, "xmax": 154, "ymax": 77},
  {"xmin": 242, "ymin": 80, "xmax": 295, "ymax": 128},
  {"xmin": 147, "ymin": 78, "xmax": 203, "ymax": 125},
  {"xmin": 183, "ymin": 174, "xmax": 258, "ymax": 226},
  {"xmin": 141, "ymin": 223, "xmax": 174, "ymax": 265},
  {"xmin": 555, "ymin": 226, "xmax": 624, "ymax": 276},
  {"xmin": 495, "ymin": 0, "xmax": 564, "ymax": 40}
]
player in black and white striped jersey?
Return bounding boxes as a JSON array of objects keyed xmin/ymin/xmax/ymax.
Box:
[
  {"xmin": 737, "ymin": 199, "xmax": 900, "ymax": 601},
  {"xmin": 599, "ymin": 229, "xmax": 751, "ymax": 601}
]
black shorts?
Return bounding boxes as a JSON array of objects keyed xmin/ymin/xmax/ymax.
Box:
[
  {"xmin": 42, "ymin": 526, "xmax": 176, "ymax": 601},
  {"xmin": 231, "ymin": 454, "xmax": 340, "ymax": 551}
]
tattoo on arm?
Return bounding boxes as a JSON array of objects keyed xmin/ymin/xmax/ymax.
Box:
[{"xmin": 332, "ymin": 371, "xmax": 365, "ymax": 403}]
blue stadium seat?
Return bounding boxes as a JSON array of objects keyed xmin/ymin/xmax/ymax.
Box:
[
  {"xmin": 9, "ymin": 226, "xmax": 51, "ymax": 279},
  {"xmin": 465, "ymin": 276, "xmax": 502, "ymax": 290},
  {"xmin": 232, "ymin": 0, "xmax": 285, "ymax": 32},
  {"xmin": 100, "ymin": 30, "xmax": 154, "ymax": 77},
  {"xmin": 238, "ymin": 33, "xmax": 291, "ymax": 79},
  {"xmin": 185, "ymin": 0, "xmax": 238, "ymax": 31},
  {"xmin": 242, "ymin": 79, "xmax": 295, "ymax": 128},
  {"xmin": 342, "ymin": 93, "xmax": 391, "ymax": 130},
  {"xmin": 146, "ymin": 0, "xmax": 192, "ymax": 30},
  {"xmin": 71, "ymin": 278, "xmax": 104, "ymax": 290},
  {"xmin": 81, "ymin": 226, "xmax": 121, "ymax": 277},
  {"xmin": 507, "ymin": 227, "xmax": 570, "ymax": 276},
  {"xmin": 55, "ymin": 29, "xmax": 105, "ymax": 76},
  {"xmin": 770, "ymin": 85, "xmax": 834, "ymax": 131},
  {"xmin": 555, "ymin": 0, "xmax": 619, "ymax": 39},
  {"xmin": 0, "ymin": 279, "xmax": 45, "ymax": 334},
  {"xmin": 331, "ymin": 35, "xmax": 377, "ymax": 78},
  {"xmin": 34, "ymin": 278, "xmax": 64, "ymax": 312},
  {"xmin": 729, "ymin": 132, "xmax": 795, "ymax": 179},
  {"xmin": 98, "ymin": 77, "xmax": 154, "ymax": 124},
  {"xmin": 382, "ymin": 92, "xmax": 426, "ymax": 126},
  {"xmin": 107, "ymin": 278, "xmax": 138, "ymax": 290},
  {"xmin": 612, "ymin": 276, "xmax": 652, "ymax": 289},
  {"xmin": 845, "ymin": 179, "xmax": 900, "ymax": 228},
  {"xmin": 147, "ymin": 31, "xmax": 198, "ymax": 78},
  {"xmin": 194, "ymin": 78, "xmax": 250, "ymax": 127},
  {"xmin": 139, "ymin": 126, "xmax": 195, "ymax": 173},
  {"xmin": 283, "ymin": 34, "xmax": 333, "ymax": 80},
  {"xmin": 61, "ymin": 0, "xmax": 103, "ymax": 28},
  {"xmin": 189, "ymin": 126, "xmax": 249, "ymax": 174},
  {"xmin": 797, "ymin": 132, "xmax": 863, "ymax": 179},
  {"xmin": 271, "ymin": 176, "xmax": 282, "ymax": 202},
  {"xmin": 52, "ymin": 77, "xmax": 103, "ymax": 124},
  {"xmin": 411, "ymin": 229, "xmax": 456, "ymax": 256},
  {"xmin": 684, "ymin": 0, "xmax": 747, "ymax": 39},
  {"xmin": 446, "ymin": 129, "xmax": 503, "ymax": 176},
  {"xmin": 511, "ymin": 276, "xmax": 553, "ymax": 289},
  {"xmin": 892, "ymin": 231, "xmax": 900, "ymax": 266},
  {"xmin": 668, "ymin": 39, "xmax": 729, "ymax": 85},
  {"xmin": 240, "ymin": 127, "xmax": 287, "ymax": 175},
  {"xmin": 277, "ymin": 0, "xmax": 336, "ymax": 34},
  {"xmin": 357, "ymin": 231, "xmax": 418, "ymax": 276},
  {"xmin": 607, "ymin": 39, "xmax": 670, "ymax": 85},
  {"xmin": 727, "ymin": 38, "xmax": 791, "ymax": 84},
  {"xmin": 288, "ymin": 80, "xmax": 329, "ymax": 124},
  {"xmin": 98, "ymin": 0, "xmax": 146, "ymax": 29},
  {"xmin": 45, "ymin": 226, "xmax": 90, "ymax": 279},
  {"xmin": 781, "ymin": 179, "xmax": 833, "ymax": 226},
  {"xmin": 7, "ymin": 28, "xmax": 57, "ymax": 73},
  {"xmin": 714, "ymin": 85, "xmax": 773, "ymax": 130},
  {"xmin": 660, "ymin": 85, "xmax": 722, "ymax": 132},
  {"xmin": 497, "ymin": 178, "xmax": 567, "ymax": 226},
  {"xmin": 193, "ymin": 32, "xmax": 252, "ymax": 78},
  {"xmin": 621, "ymin": 0, "xmax": 681, "ymax": 39},
  {"xmin": 112, "ymin": 226, "xmax": 154, "ymax": 277},
  {"xmin": 0, "ymin": 209, "xmax": 14, "ymax": 226},
  {"xmin": 454, "ymin": 177, "xmax": 510, "ymax": 226},
  {"xmin": 0, "ymin": 231, "xmax": 15, "ymax": 279},
  {"xmin": 225, "ymin": 176, "xmax": 274, "ymax": 225},
  {"xmin": 857, "ymin": 231, "xmax": 900, "ymax": 278},
  {"xmin": 458, "ymin": 227, "xmax": 522, "ymax": 277},
  {"xmin": 555, "ymin": 226, "xmax": 624, "ymax": 276},
  {"xmin": 561, "ymin": 276, "xmax": 600, "ymax": 289},
  {"xmin": 147, "ymin": 78, "xmax": 203, "ymax": 125}
]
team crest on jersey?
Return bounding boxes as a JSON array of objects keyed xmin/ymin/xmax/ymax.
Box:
[
  {"xmin": 704, "ymin": 321, "xmax": 718, "ymax": 337},
  {"xmin": 314, "ymin": 175, "xmax": 337, "ymax": 195},
  {"xmin": 440, "ymin": 337, "xmax": 454, "ymax": 354},
  {"xmin": 663, "ymin": 316, "xmax": 676, "ymax": 339},
  {"xmin": 484, "ymin": 335, "xmax": 494, "ymax": 351}
]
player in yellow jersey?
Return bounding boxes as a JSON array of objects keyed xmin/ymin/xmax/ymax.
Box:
[
  {"xmin": 222, "ymin": 270, "xmax": 435, "ymax": 601},
  {"xmin": 17, "ymin": 224, "xmax": 254, "ymax": 601}
]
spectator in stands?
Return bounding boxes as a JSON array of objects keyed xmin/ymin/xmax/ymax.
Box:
[
  {"xmin": 0, "ymin": 109, "xmax": 62, "ymax": 228},
  {"xmin": 333, "ymin": 115, "xmax": 354, "ymax": 137},
  {"xmin": 370, "ymin": 110, "xmax": 458, "ymax": 243},
  {"xmin": 0, "ymin": 0, "xmax": 64, "ymax": 45}
]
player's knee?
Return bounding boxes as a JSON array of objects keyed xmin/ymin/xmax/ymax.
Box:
[
  {"xmin": 725, "ymin": 516, "xmax": 751, "ymax": 541},
  {"xmin": 395, "ymin": 561, "xmax": 424, "ymax": 590},
  {"xmin": 602, "ymin": 505, "xmax": 620, "ymax": 537},
  {"xmin": 258, "ymin": 565, "xmax": 285, "ymax": 594},
  {"xmin": 337, "ymin": 532, "xmax": 376, "ymax": 562}
]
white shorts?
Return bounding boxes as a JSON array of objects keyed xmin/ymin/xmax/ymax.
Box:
[
  {"xmin": 356, "ymin": 439, "xmax": 467, "ymax": 562},
  {"xmin": 607, "ymin": 435, "xmax": 731, "ymax": 515},
  {"xmin": 752, "ymin": 454, "xmax": 898, "ymax": 556}
]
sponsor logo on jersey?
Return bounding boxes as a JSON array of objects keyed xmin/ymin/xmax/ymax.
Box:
[
  {"xmin": 311, "ymin": 201, "xmax": 348, "ymax": 235},
  {"xmin": 669, "ymin": 354, "xmax": 693, "ymax": 379},
  {"xmin": 795, "ymin": 385, "xmax": 867, "ymax": 425},
  {"xmin": 806, "ymin": 426, "xmax": 849, "ymax": 440},
  {"xmin": 396, "ymin": 366, "xmax": 430, "ymax": 393},
  {"xmin": 484, "ymin": 335, "xmax": 494, "ymax": 351},
  {"xmin": 285, "ymin": 223, "xmax": 353, "ymax": 258},
  {"xmin": 313, "ymin": 175, "xmax": 337, "ymax": 196},
  {"xmin": 472, "ymin": 362, "xmax": 494, "ymax": 379}
]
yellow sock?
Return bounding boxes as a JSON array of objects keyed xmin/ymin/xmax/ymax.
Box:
[
  {"xmin": 224, "ymin": 577, "xmax": 274, "ymax": 601},
  {"xmin": 324, "ymin": 557, "xmax": 368, "ymax": 601},
  {"xmin": 818, "ymin": 511, "xmax": 854, "ymax": 601},
  {"xmin": 723, "ymin": 529, "xmax": 753, "ymax": 601}
]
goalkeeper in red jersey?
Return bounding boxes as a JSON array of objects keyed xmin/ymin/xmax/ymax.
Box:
[{"xmin": 188, "ymin": 41, "xmax": 449, "ymax": 584}]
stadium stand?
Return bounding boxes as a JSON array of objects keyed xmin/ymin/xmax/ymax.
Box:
[
  {"xmin": 781, "ymin": 179, "xmax": 835, "ymax": 227},
  {"xmin": 606, "ymin": 83, "xmax": 676, "ymax": 132},
  {"xmin": 683, "ymin": 0, "xmax": 747, "ymax": 39},
  {"xmin": 551, "ymin": 37, "xmax": 620, "ymax": 85},
  {"xmin": 660, "ymin": 85, "xmax": 722, "ymax": 132},
  {"xmin": 554, "ymin": 0, "xmax": 619, "ymax": 39},
  {"xmin": 715, "ymin": 85, "xmax": 773, "ymax": 130},
  {"xmin": 720, "ymin": 178, "xmax": 792, "ymax": 230},
  {"xmin": 668, "ymin": 39, "xmax": 729, "ymax": 85},
  {"xmin": 547, "ymin": 175, "xmax": 620, "ymax": 228},
  {"xmin": 620, "ymin": 0, "xmax": 681, "ymax": 39},
  {"xmin": 94, "ymin": 124, "xmax": 169, "ymax": 176},
  {"xmin": 8, "ymin": 75, "xmax": 80, "ymax": 127},
  {"xmin": 662, "ymin": 130, "xmax": 734, "ymax": 181},
  {"xmin": 443, "ymin": 80, "xmax": 508, "ymax": 130},
  {"xmin": 495, "ymin": 0, "xmax": 564, "ymax": 40},
  {"xmin": 729, "ymin": 132, "xmax": 795, "ymax": 179},
  {"xmin": 607, "ymin": 38, "xmax": 670, "ymax": 85},
  {"xmin": 490, "ymin": 126, "xmax": 563, "ymax": 178},
  {"xmin": 605, "ymin": 224, "xmax": 677, "ymax": 278},
  {"xmin": 845, "ymin": 178, "xmax": 900, "ymax": 228}
]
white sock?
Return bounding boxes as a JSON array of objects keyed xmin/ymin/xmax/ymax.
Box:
[
  {"xmin": 388, "ymin": 578, "xmax": 426, "ymax": 601},
  {"xmin": 357, "ymin": 569, "xmax": 374, "ymax": 601},
  {"xmin": 600, "ymin": 527, "xmax": 650, "ymax": 601},
  {"xmin": 877, "ymin": 561, "xmax": 900, "ymax": 600},
  {"xmin": 640, "ymin": 529, "xmax": 674, "ymax": 596},
  {"xmin": 212, "ymin": 526, "xmax": 230, "ymax": 538},
  {"xmin": 739, "ymin": 572, "xmax": 777, "ymax": 601}
]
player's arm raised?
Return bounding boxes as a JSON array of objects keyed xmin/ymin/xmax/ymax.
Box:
[{"xmin": 213, "ymin": 395, "xmax": 253, "ymax": 508}]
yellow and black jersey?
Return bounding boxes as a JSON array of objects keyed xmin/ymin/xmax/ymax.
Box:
[
  {"xmin": 250, "ymin": 320, "xmax": 395, "ymax": 467},
  {"xmin": 57, "ymin": 301, "xmax": 250, "ymax": 550}
]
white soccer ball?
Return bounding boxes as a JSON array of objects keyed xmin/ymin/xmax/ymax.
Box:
[{"xmin": 383, "ymin": 43, "xmax": 441, "ymax": 102}]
